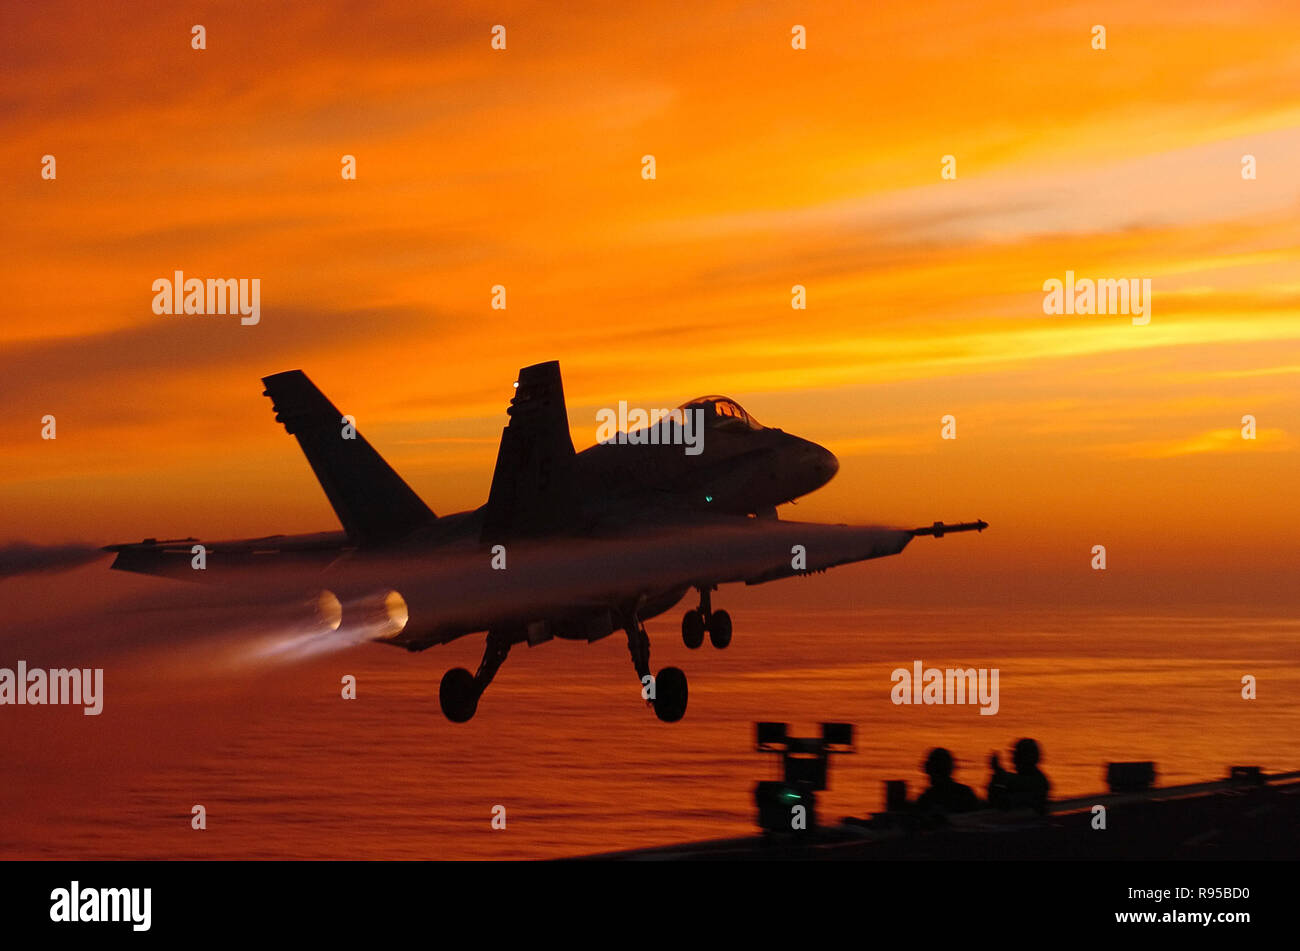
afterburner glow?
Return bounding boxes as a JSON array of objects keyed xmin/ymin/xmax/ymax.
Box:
[
  {"xmin": 316, "ymin": 590, "xmax": 343, "ymax": 631},
  {"xmin": 383, "ymin": 590, "xmax": 408, "ymax": 634}
]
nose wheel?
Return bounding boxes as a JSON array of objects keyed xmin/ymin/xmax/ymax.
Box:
[
  {"xmin": 681, "ymin": 586, "xmax": 732, "ymax": 649},
  {"xmin": 681, "ymin": 610, "xmax": 705, "ymax": 649},
  {"xmin": 708, "ymin": 610, "xmax": 732, "ymax": 648}
]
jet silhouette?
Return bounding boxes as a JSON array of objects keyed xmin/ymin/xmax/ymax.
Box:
[{"xmin": 105, "ymin": 361, "xmax": 987, "ymax": 722}]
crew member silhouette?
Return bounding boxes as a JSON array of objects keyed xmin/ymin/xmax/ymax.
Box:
[
  {"xmin": 987, "ymin": 738, "xmax": 1050, "ymax": 815},
  {"xmin": 915, "ymin": 747, "xmax": 980, "ymax": 814}
]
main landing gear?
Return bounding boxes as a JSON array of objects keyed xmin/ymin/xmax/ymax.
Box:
[
  {"xmin": 439, "ymin": 629, "xmax": 513, "ymax": 723},
  {"xmin": 624, "ymin": 609, "xmax": 688, "ymax": 723},
  {"xmin": 437, "ymin": 605, "xmax": 700, "ymax": 724},
  {"xmin": 681, "ymin": 585, "xmax": 732, "ymax": 650}
]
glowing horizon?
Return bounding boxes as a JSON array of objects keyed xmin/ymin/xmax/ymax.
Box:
[{"xmin": 2, "ymin": 1, "xmax": 1297, "ymax": 609}]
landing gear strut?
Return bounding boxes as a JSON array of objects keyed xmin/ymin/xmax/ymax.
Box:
[
  {"xmin": 625, "ymin": 609, "xmax": 687, "ymax": 722},
  {"xmin": 439, "ymin": 630, "xmax": 512, "ymax": 722},
  {"xmin": 681, "ymin": 585, "xmax": 732, "ymax": 650}
]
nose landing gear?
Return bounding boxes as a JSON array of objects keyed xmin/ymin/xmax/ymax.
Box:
[{"xmin": 681, "ymin": 585, "xmax": 732, "ymax": 650}]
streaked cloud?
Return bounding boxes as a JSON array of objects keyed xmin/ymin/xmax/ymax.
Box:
[{"xmin": 1, "ymin": 0, "xmax": 1296, "ymax": 606}]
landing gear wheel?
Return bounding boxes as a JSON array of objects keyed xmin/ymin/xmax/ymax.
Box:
[
  {"xmin": 653, "ymin": 666, "xmax": 688, "ymax": 722},
  {"xmin": 708, "ymin": 609, "xmax": 732, "ymax": 649},
  {"xmin": 439, "ymin": 667, "xmax": 479, "ymax": 722},
  {"xmin": 681, "ymin": 610, "xmax": 706, "ymax": 649}
]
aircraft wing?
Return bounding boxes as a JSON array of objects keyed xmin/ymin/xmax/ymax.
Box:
[
  {"xmin": 328, "ymin": 517, "xmax": 986, "ymax": 646},
  {"xmin": 586, "ymin": 517, "xmax": 987, "ymax": 590}
]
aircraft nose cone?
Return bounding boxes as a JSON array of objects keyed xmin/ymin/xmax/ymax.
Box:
[
  {"xmin": 813, "ymin": 443, "xmax": 839, "ymax": 483},
  {"xmin": 800, "ymin": 440, "xmax": 838, "ymax": 490}
]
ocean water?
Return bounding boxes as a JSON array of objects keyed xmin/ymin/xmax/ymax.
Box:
[{"xmin": 2, "ymin": 605, "xmax": 1296, "ymax": 859}]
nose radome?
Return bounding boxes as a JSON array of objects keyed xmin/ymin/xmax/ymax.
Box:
[
  {"xmin": 797, "ymin": 438, "xmax": 838, "ymax": 487},
  {"xmin": 814, "ymin": 443, "xmax": 839, "ymax": 481}
]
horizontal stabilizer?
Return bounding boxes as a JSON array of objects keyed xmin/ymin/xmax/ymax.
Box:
[{"xmin": 102, "ymin": 532, "xmax": 350, "ymax": 579}]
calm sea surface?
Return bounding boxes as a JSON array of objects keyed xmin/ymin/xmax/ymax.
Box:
[{"xmin": 2, "ymin": 606, "xmax": 1296, "ymax": 859}]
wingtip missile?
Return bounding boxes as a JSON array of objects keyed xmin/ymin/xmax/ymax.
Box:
[{"xmin": 912, "ymin": 519, "xmax": 989, "ymax": 538}]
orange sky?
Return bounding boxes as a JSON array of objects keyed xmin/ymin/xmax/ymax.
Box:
[{"xmin": 2, "ymin": 0, "xmax": 1297, "ymax": 610}]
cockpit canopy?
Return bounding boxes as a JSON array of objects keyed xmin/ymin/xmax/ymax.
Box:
[{"xmin": 679, "ymin": 396, "xmax": 764, "ymax": 432}]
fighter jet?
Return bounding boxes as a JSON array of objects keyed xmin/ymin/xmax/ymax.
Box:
[{"xmin": 105, "ymin": 361, "xmax": 986, "ymax": 723}]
